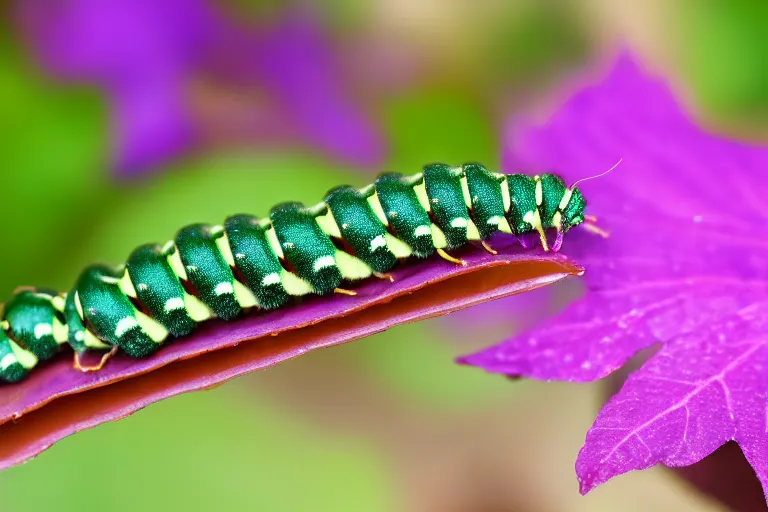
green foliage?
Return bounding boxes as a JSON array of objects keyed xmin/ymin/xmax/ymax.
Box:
[
  {"xmin": 0, "ymin": 389, "xmax": 395, "ymax": 512},
  {"xmin": 679, "ymin": 1, "xmax": 768, "ymax": 119}
]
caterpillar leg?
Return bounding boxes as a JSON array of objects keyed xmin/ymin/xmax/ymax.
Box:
[
  {"xmin": 437, "ymin": 248, "xmax": 467, "ymax": 266},
  {"xmin": 582, "ymin": 222, "xmax": 610, "ymax": 239},
  {"xmin": 551, "ymin": 231, "xmax": 565, "ymax": 252},
  {"xmin": 480, "ymin": 241, "xmax": 498, "ymax": 255},
  {"xmin": 372, "ymin": 272, "xmax": 395, "ymax": 282},
  {"xmin": 334, "ymin": 288, "xmax": 357, "ymax": 296},
  {"xmin": 74, "ymin": 346, "xmax": 118, "ymax": 373}
]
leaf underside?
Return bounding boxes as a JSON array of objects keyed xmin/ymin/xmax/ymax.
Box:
[{"xmin": 0, "ymin": 237, "xmax": 581, "ymax": 470}]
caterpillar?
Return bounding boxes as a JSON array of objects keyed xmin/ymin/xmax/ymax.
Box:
[{"xmin": 0, "ymin": 162, "xmax": 608, "ymax": 384}]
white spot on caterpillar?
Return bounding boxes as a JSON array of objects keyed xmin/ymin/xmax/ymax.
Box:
[
  {"xmin": 552, "ymin": 211, "xmax": 562, "ymax": 230},
  {"xmin": 535, "ymin": 179, "xmax": 543, "ymax": 206},
  {"xmin": 281, "ymin": 271, "xmax": 313, "ymax": 296},
  {"xmin": 0, "ymin": 353, "xmax": 16, "ymax": 370},
  {"xmin": 75, "ymin": 331, "xmax": 85, "ymax": 342},
  {"xmin": 335, "ymin": 250, "xmax": 372, "ymax": 280},
  {"xmin": 414, "ymin": 225, "xmax": 431, "ymax": 238},
  {"xmin": 51, "ymin": 295, "xmax": 66, "ymax": 312},
  {"xmin": 262, "ymin": 273, "xmax": 281, "ymax": 286},
  {"xmin": 34, "ymin": 323, "xmax": 52, "ymax": 339},
  {"xmin": 558, "ymin": 188, "xmax": 574, "ymax": 210},
  {"xmin": 413, "ymin": 179, "xmax": 431, "ymax": 212},
  {"xmin": 313, "ymin": 255, "xmax": 336, "ymax": 272},
  {"xmin": 369, "ymin": 235, "xmax": 386, "ymax": 252},
  {"xmin": 466, "ymin": 219, "xmax": 481, "ymax": 240},
  {"xmin": 265, "ymin": 226, "xmax": 284, "ymax": 259},
  {"xmin": 233, "ymin": 281, "xmax": 259, "ymax": 309},
  {"xmin": 74, "ymin": 291, "xmax": 84, "ymax": 319},
  {"xmin": 216, "ymin": 234, "xmax": 236, "ymax": 267},
  {"xmin": 115, "ymin": 317, "xmax": 139, "ymax": 337},
  {"xmin": 450, "ymin": 218, "xmax": 468, "ymax": 229},
  {"xmin": 138, "ymin": 283, "xmax": 149, "ymax": 292},
  {"xmin": 167, "ymin": 248, "xmax": 188, "ymax": 280},
  {"xmin": 215, "ymin": 282, "xmax": 234, "ymax": 296},
  {"xmin": 119, "ymin": 270, "xmax": 138, "ymax": 297},
  {"xmin": 164, "ymin": 297, "xmax": 185, "ymax": 312},
  {"xmin": 316, "ymin": 209, "xmax": 342, "ymax": 238},
  {"xmin": 459, "ymin": 175, "xmax": 472, "ymax": 207},
  {"xmin": 135, "ymin": 310, "xmax": 169, "ymax": 343},
  {"xmin": 53, "ymin": 319, "xmax": 68, "ymax": 344},
  {"xmin": 384, "ymin": 234, "xmax": 412, "ymax": 258},
  {"xmin": 99, "ymin": 275, "xmax": 120, "ymax": 284},
  {"xmin": 209, "ymin": 225, "xmax": 224, "ymax": 236},
  {"xmin": 10, "ymin": 341, "xmax": 37, "ymax": 369},
  {"xmin": 430, "ymin": 224, "xmax": 447, "ymax": 249},
  {"xmin": 487, "ymin": 216, "xmax": 501, "ymax": 225},
  {"xmin": 499, "ymin": 176, "xmax": 511, "ymax": 212},
  {"xmin": 367, "ymin": 193, "xmax": 389, "ymax": 225},
  {"xmin": 85, "ymin": 330, "xmax": 110, "ymax": 349},
  {"xmin": 523, "ymin": 210, "xmax": 536, "ymax": 225},
  {"xmin": 184, "ymin": 293, "xmax": 213, "ymax": 322}
]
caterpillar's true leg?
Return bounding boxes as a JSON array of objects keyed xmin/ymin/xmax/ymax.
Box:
[
  {"xmin": 372, "ymin": 272, "xmax": 395, "ymax": 282},
  {"xmin": 551, "ymin": 231, "xmax": 565, "ymax": 252},
  {"xmin": 334, "ymin": 288, "xmax": 357, "ymax": 296},
  {"xmin": 74, "ymin": 345, "xmax": 118, "ymax": 373},
  {"xmin": 437, "ymin": 248, "xmax": 467, "ymax": 266},
  {"xmin": 480, "ymin": 241, "xmax": 498, "ymax": 255},
  {"xmin": 584, "ymin": 214, "xmax": 598, "ymax": 223}
]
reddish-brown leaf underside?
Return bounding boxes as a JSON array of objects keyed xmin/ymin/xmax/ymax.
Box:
[{"xmin": 0, "ymin": 240, "xmax": 582, "ymax": 469}]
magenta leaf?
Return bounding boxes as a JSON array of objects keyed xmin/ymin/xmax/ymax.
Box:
[
  {"xmin": 0, "ymin": 238, "xmax": 580, "ymax": 470},
  {"xmin": 459, "ymin": 53, "xmax": 768, "ymax": 499}
]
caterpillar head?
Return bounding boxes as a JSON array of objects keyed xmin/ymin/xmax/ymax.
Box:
[{"xmin": 558, "ymin": 187, "xmax": 586, "ymax": 233}]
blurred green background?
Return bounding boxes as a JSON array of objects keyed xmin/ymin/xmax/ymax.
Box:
[{"xmin": 0, "ymin": 1, "xmax": 766, "ymax": 511}]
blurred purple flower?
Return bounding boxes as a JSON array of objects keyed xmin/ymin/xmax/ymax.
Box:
[
  {"xmin": 17, "ymin": 0, "xmax": 385, "ymax": 178},
  {"xmin": 460, "ymin": 54, "xmax": 768, "ymax": 501}
]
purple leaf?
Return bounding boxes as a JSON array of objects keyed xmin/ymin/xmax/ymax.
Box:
[
  {"xmin": 459, "ymin": 53, "xmax": 768, "ymax": 499},
  {"xmin": 16, "ymin": 0, "xmax": 385, "ymax": 177},
  {"xmin": 0, "ymin": 238, "xmax": 581, "ymax": 470}
]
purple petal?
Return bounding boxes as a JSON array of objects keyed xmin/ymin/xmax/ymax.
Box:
[
  {"xmin": 17, "ymin": 1, "xmax": 385, "ymax": 177},
  {"xmin": 460, "ymin": 52, "xmax": 768, "ymax": 498},
  {"xmin": 0, "ymin": 238, "xmax": 581, "ymax": 470},
  {"xmin": 251, "ymin": 10, "xmax": 386, "ymax": 168}
]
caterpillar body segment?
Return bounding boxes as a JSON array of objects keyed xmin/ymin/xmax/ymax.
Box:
[
  {"xmin": 269, "ymin": 202, "xmax": 343, "ymax": 295},
  {"xmin": 224, "ymin": 214, "xmax": 290, "ymax": 311},
  {"xmin": 0, "ymin": 163, "xmax": 592, "ymax": 383},
  {"xmin": 374, "ymin": 173, "xmax": 435, "ymax": 258},
  {"xmin": 3, "ymin": 289, "xmax": 67, "ymax": 361},
  {"xmin": 423, "ymin": 163, "xmax": 475, "ymax": 249},
  {"xmin": 323, "ymin": 186, "xmax": 398, "ymax": 274},
  {"xmin": 125, "ymin": 243, "xmax": 198, "ymax": 338}
]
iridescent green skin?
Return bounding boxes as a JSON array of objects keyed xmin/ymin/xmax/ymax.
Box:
[{"xmin": 0, "ymin": 164, "xmax": 587, "ymax": 383}]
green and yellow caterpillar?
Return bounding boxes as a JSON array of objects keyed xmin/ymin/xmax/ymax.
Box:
[{"xmin": 0, "ymin": 163, "xmax": 602, "ymax": 383}]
